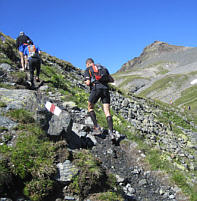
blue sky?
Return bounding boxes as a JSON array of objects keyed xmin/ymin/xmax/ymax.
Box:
[{"xmin": 0, "ymin": 0, "xmax": 197, "ymax": 73}]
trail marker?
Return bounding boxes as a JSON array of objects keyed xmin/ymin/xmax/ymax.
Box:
[{"xmin": 45, "ymin": 101, "xmax": 62, "ymax": 116}]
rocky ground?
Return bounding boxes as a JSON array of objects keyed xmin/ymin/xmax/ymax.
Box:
[{"xmin": 0, "ymin": 69, "xmax": 193, "ymax": 200}]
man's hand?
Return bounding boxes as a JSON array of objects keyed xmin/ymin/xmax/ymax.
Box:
[{"xmin": 84, "ymin": 80, "xmax": 91, "ymax": 86}]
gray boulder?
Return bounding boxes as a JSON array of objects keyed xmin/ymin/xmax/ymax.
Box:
[
  {"xmin": 0, "ymin": 63, "xmax": 12, "ymax": 72},
  {"xmin": 0, "ymin": 88, "xmax": 38, "ymax": 112},
  {"xmin": 55, "ymin": 160, "xmax": 78, "ymax": 182},
  {"xmin": 48, "ymin": 111, "xmax": 72, "ymax": 136},
  {"xmin": 0, "ymin": 115, "xmax": 17, "ymax": 129}
]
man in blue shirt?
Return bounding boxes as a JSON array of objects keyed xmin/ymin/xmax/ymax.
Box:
[{"xmin": 24, "ymin": 40, "xmax": 41, "ymax": 89}]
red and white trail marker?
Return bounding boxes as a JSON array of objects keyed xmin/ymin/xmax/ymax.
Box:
[{"xmin": 45, "ymin": 101, "xmax": 62, "ymax": 116}]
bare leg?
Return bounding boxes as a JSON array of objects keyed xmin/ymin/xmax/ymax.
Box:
[
  {"xmin": 103, "ymin": 104, "xmax": 113, "ymax": 133},
  {"xmin": 103, "ymin": 103, "xmax": 111, "ymax": 117},
  {"xmin": 19, "ymin": 51, "xmax": 25, "ymax": 70},
  {"xmin": 24, "ymin": 55, "xmax": 28, "ymax": 70}
]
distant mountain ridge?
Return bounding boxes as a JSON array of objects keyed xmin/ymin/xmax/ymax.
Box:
[
  {"xmin": 118, "ymin": 41, "xmax": 189, "ymax": 72},
  {"xmin": 114, "ymin": 41, "xmax": 197, "ymax": 121}
]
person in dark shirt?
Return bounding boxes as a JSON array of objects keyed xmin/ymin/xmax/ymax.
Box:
[
  {"xmin": 84, "ymin": 58, "xmax": 116, "ymax": 139},
  {"xmin": 24, "ymin": 40, "xmax": 41, "ymax": 89},
  {"xmin": 16, "ymin": 31, "xmax": 31, "ymax": 71}
]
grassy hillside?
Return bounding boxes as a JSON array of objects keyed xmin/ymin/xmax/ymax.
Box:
[{"xmin": 174, "ymin": 86, "xmax": 197, "ymax": 124}]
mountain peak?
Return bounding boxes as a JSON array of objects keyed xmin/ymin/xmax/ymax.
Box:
[
  {"xmin": 118, "ymin": 41, "xmax": 186, "ymax": 72},
  {"xmin": 143, "ymin": 40, "xmax": 184, "ymax": 54}
]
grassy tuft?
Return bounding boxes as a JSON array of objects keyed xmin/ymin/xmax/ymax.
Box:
[
  {"xmin": 0, "ymin": 101, "xmax": 7, "ymax": 107},
  {"xmin": 23, "ymin": 178, "xmax": 54, "ymax": 201},
  {"xmin": 98, "ymin": 191, "xmax": 124, "ymax": 201},
  {"xmin": 6, "ymin": 109, "xmax": 35, "ymax": 124}
]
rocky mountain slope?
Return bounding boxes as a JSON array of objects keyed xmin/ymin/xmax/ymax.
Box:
[
  {"xmin": 113, "ymin": 41, "xmax": 197, "ymax": 123},
  {"xmin": 0, "ymin": 32, "xmax": 197, "ymax": 201}
]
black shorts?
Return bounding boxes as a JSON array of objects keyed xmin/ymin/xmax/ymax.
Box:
[{"xmin": 89, "ymin": 88, "xmax": 110, "ymax": 104}]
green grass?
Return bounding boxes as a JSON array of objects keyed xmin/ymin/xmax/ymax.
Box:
[
  {"xmin": 174, "ymin": 86, "xmax": 197, "ymax": 124},
  {"xmin": 172, "ymin": 171, "xmax": 197, "ymax": 201},
  {"xmin": 10, "ymin": 71, "xmax": 26, "ymax": 80},
  {"xmin": 69, "ymin": 150, "xmax": 104, "ymax": 199},
  {"xmin": 139, "ymin": 74, "xmax": 188, "ymax": 97},
  {"xmin": 147, "ymin": 149, "xmax": 171, "ymax": 170},
  {"xmin": 40, "ymin": 65, "xmax": 69, "ymax": 90},
  {"xmin": 6, "ymin": 109, "xmax": 35, "ymax": 124},
  {"xmin": 0, "ymin": 123, "xmax": 57, "ymax": 200},
  {"xmin": 0, "ymin": 58, "xmax": 14, "ymax": 66},
  {"xmin": 0, "ymin": 101, "xmax": 7, "ymax": 107},
  {"xmin": 69, "ymin": 149, "xmax": 123, "ymax": 200},
  {"xmin": 161, "ymin": 110, "xmax": 191, "ymax": 130},
  {"xmin": 98, "ymin": 191, "xmax": 124, "ymax": 201},
  {"xmin": 156, "ymin": 66, "xmax": 169, "ymax": 75},
  {"xmin": 117, "ymin": 75, "xmax": 149, "ymax": 88},
  {"xmin": 0, "ymin": 106, "xmax": 57, "ymax": 200},
  {"xmin": 0, "ymin": 83, "xmax": 16, "ymax": 89}
]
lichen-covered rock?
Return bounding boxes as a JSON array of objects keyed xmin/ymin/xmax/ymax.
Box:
[
  {"xmin": 0, "ymin": 115, "xmax": 17, "ymax": 129},
  {"xmin": 0, "ymin": 88, "xmax": 38, "ymax": 112},
  {"xmin": 55, "ymin": 160, "xmax": 79, "ymax": 182}
]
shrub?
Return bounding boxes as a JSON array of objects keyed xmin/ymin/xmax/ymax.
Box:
[
  {"xmin": 24, "ymin": 178, "xmax": 54, "ymax": 201},
  {"xmin": 69, "ymin": 150, "xmax": 106, "ymax": 199}
]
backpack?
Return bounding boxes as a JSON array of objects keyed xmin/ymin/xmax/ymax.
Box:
[
  {"xmin": 89, "ymin": 64, "xmax": 110, "ymax": 83},
  {"xmin": 28, "ymin": 45, "xmax": 37, "ymax": 58}
]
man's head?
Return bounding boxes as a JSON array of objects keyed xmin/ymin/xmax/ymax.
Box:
[
  {"xmin": 86, "ymin": 58, "xmax": 94, "ymax": 68},
  {"xmin": 19, "ymin": 31, "xmax": 24, "ymax": 36}
]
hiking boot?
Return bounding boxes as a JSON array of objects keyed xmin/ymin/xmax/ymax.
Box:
[
  {"xmin": 109, "ymin": 130, "xmax": 116, "ymax": 140},
  {"xmin": 92, "ymin": 126, "xmax": 102, "ymax": 135},
  {"xmin": 109, "ymin": 130, "xmax": 120, "ymax": 141},
  {"xmin": 31, "ymin": 83, "xmax": 36, "ymax": 90}
]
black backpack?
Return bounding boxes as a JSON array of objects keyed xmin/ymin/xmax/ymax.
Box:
[{"xmin": 89, "ymin": 64, "xmax": 110, "ymax": 83}]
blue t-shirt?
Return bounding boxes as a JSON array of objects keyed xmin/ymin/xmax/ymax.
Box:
[{"xmin": 24, "ymin": 45, "xmax": 40, "ymax": 60}]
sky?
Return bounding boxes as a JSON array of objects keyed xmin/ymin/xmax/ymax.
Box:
[{"xmin": 0, "ymin": 0, "xmax": 197, "ymax": 73}]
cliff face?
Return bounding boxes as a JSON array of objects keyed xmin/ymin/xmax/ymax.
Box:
[{"xmin": 0, "ymin": 33, "xmax": 196, "ymax": 201}]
